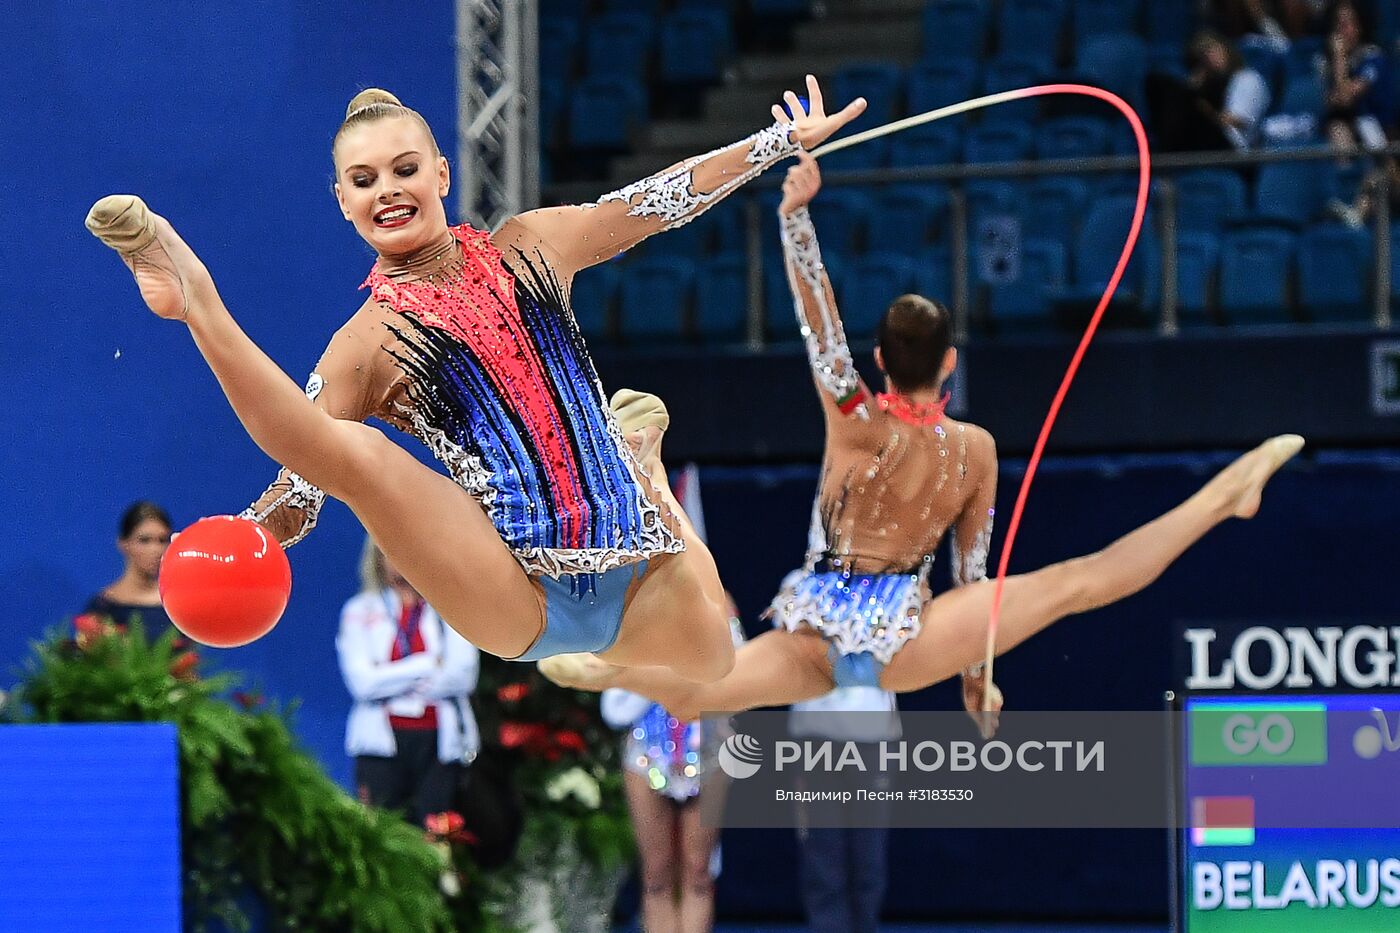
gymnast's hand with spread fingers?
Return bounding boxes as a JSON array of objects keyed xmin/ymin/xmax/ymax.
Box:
[{"xmin": 772, "ymin": 74, "xmax": 867, "ymax": 152}]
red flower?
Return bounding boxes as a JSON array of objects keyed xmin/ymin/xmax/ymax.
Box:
[
  {"xmin": 496, "ymin": 682, "xmax": 530, "ymax": 704},
  {"xmin": 169, "ymin": 651, "xmax": 199, "ymax": 681},
  {"xmin": 425, "ymin": 810, "xmax": 478, "ymax": 845},
  {"xmin": 232, "ymin": 690, "xmax": 264, "ymax": 710},
  {"xmin": 499, "ymin": 721, "xmax": 550, "ymax": 751},
  {"xmin": 553, "ymin": 730, "xmax": 587, "ymax": 754}
]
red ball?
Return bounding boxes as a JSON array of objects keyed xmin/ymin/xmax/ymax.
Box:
[{"xmin": 159, "ymin": 516, "xmax": 291, "ymax": 648}]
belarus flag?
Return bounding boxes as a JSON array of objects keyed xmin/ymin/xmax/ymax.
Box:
[{"xmin": 1192, "ymin": 796, "xmax": 1255, "ymax": 846}]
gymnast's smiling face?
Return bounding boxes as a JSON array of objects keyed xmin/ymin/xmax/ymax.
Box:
[{"xmin": 333, "ymin": 116, "xmax": 452, "ymax": 259}]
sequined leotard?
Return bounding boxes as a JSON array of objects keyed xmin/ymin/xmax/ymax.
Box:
[
  {"xmin": 241, "ymin": 125, "xmax": 798, "ymax": 583},
  {"xmin": 768, "ymin": 207, "xmax": 999, "ymax": 677}
]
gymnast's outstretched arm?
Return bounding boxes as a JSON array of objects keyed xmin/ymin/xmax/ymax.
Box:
[
  {"xmin": 499, "ymin": 76, "xmax": 867, "ymax": 279},
  {"xmin": 778, "ymin": 151, "xmax": 871, "ymax": 419}
]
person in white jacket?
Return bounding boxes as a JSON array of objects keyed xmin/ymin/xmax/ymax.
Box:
[{"xmin": 337, "ymin": 537, "xmax": 481, "ymax": 826}]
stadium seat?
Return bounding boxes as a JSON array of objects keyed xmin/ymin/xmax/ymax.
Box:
[
  {"xmin": 694, "ymin": 254, "xmax": 749, "ymax": 340},
  {"xmin": 842, "ymin": 253, "xmax": 920, "ymax": 334},
  {"xmin": 539, "ymin": 76, "xmax": 568, "ymax": 148},
  {"xmin": 1219, "ymin": 227, "xmax": 1297, "ymax": 324},
  {"xmin": 1024, "ymin": 176, "xmax": 1088, "ymax": 248},
  {"xmin": 832, "ymin": 62, "xmax": 905, "ymax": 126},
  {"xmin": 964, "ymin": 123, "xmax": 1033, "ymax": 163},
  {"xmin": 1035, "ymin": 116, "xmax": 1112, "ymax": 159},
  {"xmin": 817, "ymin": 137, "xmax": 891, "ymax": 173},
  {"xmin": 1173, "ymin": 169, "xmax": 1248, "ymax": 233},
  {"xmin": 1276, "ymin": 75, "xmax": 1324, "ymax": 120},
  {"xmin": 567, "ymin": 77, "xmax": 646, "ymax": 150},
  {"xmin": 915, "ymin": 248, "xmax": 954, "ymax": 306},
  {"xmin": 541, "ymin": 0, "xmax": 589, "ymax": 18},
  {"xmin": 988, "ymin": 237, "xmax": 1067, "ymax": 330},
  {"xmin": 584, "ymin": 13, "xmax": 655, "ymax": 80},
  {"xmin": 1297, "ymin": 223, "xmax": 1372, "ymax": 322},
  {"xmin": 1393, "ymin": 221, "xmax": 1400, "ymax": 313},
  {"xmin": 659, "ymin": 10, "xmax": 733, "ymax": 85},
  {"xmin": 808, "ymin": 189, "xmax": 874, "ymax": 256},
  {"xmin": 1073, "ymin": 193, "xmax": 1157, "ymax": 301},
  {"xmin": 1071, "ymin": 0, "xmax": 1140, "ymax": 40},
  {"xmin": 1148, "ymin": 41, "xmax": 1187, "ymax": 80},
  {"xmin": 636, "ymin": 211, "xmax": 713, "ymax": 258},
  {"xmin": 539, "ymin": 18, "xmax": 580, "ymax": 75},
  {"xmin": 1282, "ymin": 37, "xmax": 1324, "ymax": 79},
  {"xmin": 1238, "ymin": 36, "xmax": 1284, "ymax": 97},
  {"xmin": 923, "ymin": 0, "xmax": 990, "ymax": 61},
  {"xmin": 619, "ymin": 258, "xmax": 694, "ymax": 341},
  {"xmin": 1253, "ymin": 161, "xmax": 1333, "ymax": 226},
  {"xmin": 1174, "ymin": 231, "xmax": 1221, "ymax": 326},
  {"xmin": 965, "ymin": 179, "xmax": 1026, "ymax": 220},
  {"xmin": 997, "ymin": 0, "xmax": 1066, "ymax": 72},
  {"xmin": 749, "ymin": 0, "xmax": 811, "ymax": 13},
  {"xmin": 907, "ymin": 61, "xmax": 980, "ymax": 115},
  {"xmin": 1144, "ymin": 0, "xmax": 1192, "ymax": 45},
  {"xmin": 1075, "ymin": 33, "xmax": 1147, "ymax": 110},
  {"xmin": 867, "ymin": 185, "xmax": 951, "ymax": 256},
  {"xmin": 603, "ymin": 0, "xmax": 663, "ymax": 12},
  {"xmin": 569, "ymin": 262, "xmax": 620, "ymax": 341},
  {"xmin": 890, "ymin": 123, "xmax": 962, "ymax": 168}
]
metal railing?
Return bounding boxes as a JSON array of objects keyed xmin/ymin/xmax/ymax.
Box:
[{"xmin": 737, "ymin": 142, "xmax": 1399, "ymax": 349}]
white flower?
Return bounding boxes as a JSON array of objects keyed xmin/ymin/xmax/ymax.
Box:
[{"xmin": 545, "ymin": 766, "xmax": 602, "ymax": 810}]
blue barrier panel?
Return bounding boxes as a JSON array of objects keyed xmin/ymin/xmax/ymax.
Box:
[{"xmin": 0, "ymin": 723, "xmax": 181, "ymax": 932}]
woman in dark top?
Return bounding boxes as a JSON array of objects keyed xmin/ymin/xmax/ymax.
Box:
[{"xmin": 82, "ymin": 501, "xmax": 175, "ymax": 634}]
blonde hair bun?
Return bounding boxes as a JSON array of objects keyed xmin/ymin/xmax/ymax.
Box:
[{"xmin": 345, "ymin": 88, "xmax": 402, "ymax": 119}]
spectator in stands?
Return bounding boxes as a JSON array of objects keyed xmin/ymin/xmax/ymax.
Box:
[
  {"xmin": 1215, "ymin": 0, "xmax": 1326, "ymax": 44},
  {"xmin": 338, "ymin": 537, "xmax": 481, "ymax": 827},
  {"xmin": 81, "ymin": 500, "xmax": 174, "ymax": 635},
  {"xmin": 1149, "ymin": 31, "xmax": 1271, "ymax": 151},
  {"xmin": 1329, "ymin": 156, "xmax": 1400, "ymax": 227},
  {"xmin": 1324, "ymin": 0, "xmax": 1390, "ymax": 154}
]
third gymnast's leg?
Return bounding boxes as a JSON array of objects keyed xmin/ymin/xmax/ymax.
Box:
[
  {"xmin": 86, "ymin": 198, "xmax": 543, "ymax": 657},
  {"xmin": 880, "ymin": 435, "xmax": 1304, "ymax": 692}
]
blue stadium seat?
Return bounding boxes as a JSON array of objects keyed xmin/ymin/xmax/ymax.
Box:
[
  {"xmin": 964, "ymin": 123, "xmax": 1033, "ymax": 163},
  {"xmin": 907, "ymin": 61, "xmax": 980, "ymax": 114},
  {"xmin": 1148, "ymin": 41, "xmax": 1187, "ymax": 80},
  {"xmin": 1238, "ymin": 36, "xmax": 1284, "ymax": 97},
  {"xmin": 749, "ymin": 0, "xmax": 811, "ymax": 13},
  {"xmin": 1174, "ymin": 169, "xmax": 1248, "ymax": 233},
  {"xmin": 1219, "ymin": 228, "xmax": 1297, "ymax": 324},
  {"xmin": 1071, "ymin": 0, "xmax": 1140, "ymax": 40},
  {"xmin": 1282, "ymin": 37, "xmax": 1323, "ymax": 79},
  {"xmin": 1298, "ymin": 223, "xmax": 1372, "ymax": 322},
  {"xmin": 619, "ymin": 258, "xmax": 695, "ymax": 340},
  {"xmin": 1144, "ymin": 0, "xmax": 1192, "ymax": 45},
  {"xmin": 842, "ymin": 253, "xmax": 920, "ymax": 334},
  {"xmin": 584, "ymin": 13, "xmax": 655, "ymax": 79},
  {"xmin": 1253, "ymin": 161, "xmax": 1333, "ymax": 226},
  {"xmin": 817, "ymin": 137, "xmax": 890, "ymax": 173},
  {"xmin": 569, "ymin": 262, "xmax": 620, "ymax": 340},
  {"xmin": 1024, "ymin": 176, "xmax": 1088, "ymax": 248},
  {"xmin": 997, "ymin": 0, "xmax": 1066, "ymax": 72},
  {"xmin": 1174, "ymin": 231, "xmax": 1221, "ymax": 326},
  {"xmin": 567, "ymin": 78, "xmax": 646, "ymax": 150},
  {"xmin": 540, "ymin": 18, "xmax": 581, "ymax": 75},
  {"xmin": 1035, "ymin": 116, "xmax": 1112, "ymax": 159},
  {"xmin": 915, "ymin": 248, "xmax": 954, "ymax": 306},
  {"xmin": 868, "ymin": 185, "xmax": 951, "ymax": 256},
  {"xmin": 1276, "ymin": 75, "xmax": 1324, "ymax": 119},
  {"xmin": 540, "ymin": 76, "xmax": 568, "ymax": 147},
  {"xmin": 832, "ymin": 62, "xmax": 905, "ymax": 126},
  {"xmin": 980, "ymin": 59, "xmax": 1047, "ymax": 124},
  {"xmin": 694, "ymin": 254, "xmax": 749, "ymax": 340},
  {"xmin": 989, "ymin": 237, "xmax": 1067, "ymax": 330},
  {"xmin": 603, "ymin": 0, "xmax": 663, "ymax": 12},
  {"xmin": 966, "ymin": 179, "xmax": 1026, "ymax": 219},
  {"xmin": 541, "ymin": 0, "xmax": 589, "ymax": 17},
  {"xmin": 1393, "ymin": 221, "xmax": 1400, "ymax": 313},
  {"xmin": 705, "ymin": 202, "xmax": 746, "ymax": 255},
  {"xmin": 808, "ymin": 190, "xmax": 874, "ymax": 255},
  {"xmin": 1073, "ymin": 193, "xmax": 1157, "ymax": 301},
  {"xmin": 923, "ymin": 0, "xmax": 990, "ymax": 61},
  {"xmin": 1075, "ymin": 33, "xmax": 1147, "ymax": 110},
  {"xmin": 659, "ymin": 10, "xmax": 733, "ymax": 84},
  {"xmin": 890, "ymin": 123, "xmax": 962, "ymax": 167}
]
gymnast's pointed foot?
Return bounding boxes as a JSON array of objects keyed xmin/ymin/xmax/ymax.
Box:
[
  {"xmin": 1217, "ymin": 434, "xmax": 1305, "ymax": 520},
  {"xmin": 537, "ymin": 652, "xmax": 622, "ymax": 692},
  {"xmin": 610, "ymin": 388, "xmax": 670, "ymax": 465},
  {"xmin": 86, "ymin": 195, "xmax": 210, "ymax": 321}
]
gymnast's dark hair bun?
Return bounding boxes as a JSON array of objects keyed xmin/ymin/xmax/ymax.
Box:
[{"xmin": 345, "ymin": 88, "xmax": 403, "ymax": 119}]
